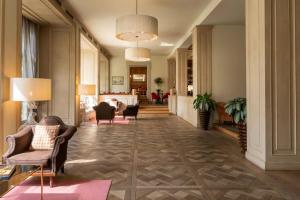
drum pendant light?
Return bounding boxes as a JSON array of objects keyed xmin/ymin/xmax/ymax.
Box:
[
  {"xmin": 116, "ymin": 0, "xmax": 158, "ymax": 41},
  {"xmin": 125, "ymin": 41, "xmax": 151, "ymax": 62}
]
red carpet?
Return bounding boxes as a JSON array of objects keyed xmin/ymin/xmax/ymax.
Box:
[{"xmin": 2, "ymin": 179, "xmax": 111, "ymax": 200}]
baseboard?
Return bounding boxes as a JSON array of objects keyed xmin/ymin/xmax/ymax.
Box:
[
  {"xmin": 246, "ymin": 151, "xmax": 266, "ymax": 170},
  {"xmin": 265, "ymin": 161, "xmax": 300, "ymax": 170}
]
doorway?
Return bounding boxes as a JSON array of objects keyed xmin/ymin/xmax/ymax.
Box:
[
  {"xmin": 130, "ymin": 66, "xmax": 148, "ymax": 104},
  {"xmin": 130, "ymin": 67, "xmax": 147, "ymax": 93}
]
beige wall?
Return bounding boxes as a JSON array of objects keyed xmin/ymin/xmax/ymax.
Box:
[
  {"xmin": 0, "ymin": 0, "xmax": 22, "ymax": 157},
  {"xmin": 99, "ymin": 53, "xmax": 110, "ymax": 93},
  {"xmin": 212, "ymin": 25, "xmax": 246, "ymax": 103},
  {"xmin": 110, "ymin": 56, "xmax": 128, "ymax": 93},
  {"xmin": 150, "ymin": 56, "xmax": 168, "ymax": 93},
  {"xmin": 110, "ymin": 55, "xmax": 168, "ymax": 94},
  {"xmin": 39, "ymin": 26, "xmax": 77, "ymax": 125}
]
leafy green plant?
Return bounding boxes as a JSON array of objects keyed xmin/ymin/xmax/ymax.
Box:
[
  {"xmin": 154, "ymin": 77, "xmax": 163, "ymax": 85},
  {"xmin": 193, "ymin": 93, "xmax": 215, "ymax": 112},
  {"xmin": 225, "ymin": 97, "xmax": 247, "ymax": 124}
]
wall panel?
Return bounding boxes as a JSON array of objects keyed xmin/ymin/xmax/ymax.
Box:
[{"xmin": 39, "ymin": 26, "xmax": 76, "ymax": 125}]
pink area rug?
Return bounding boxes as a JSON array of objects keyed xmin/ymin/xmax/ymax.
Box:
[
  {"xmin": 91, "ymin": 116, "xmax": 130, "ymax": 125},
  {"xmin": 2, "ymin": 179, "xmax": 111, "ymax": 200}
]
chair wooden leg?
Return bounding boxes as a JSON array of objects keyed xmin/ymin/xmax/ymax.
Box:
[
  {"xmin": 50, "ymin": 177, "xmax": 54, "ymax": 188},
  {"xmin": 61, "ymin": 166, "xmax": 65, "ymax": 173},
  {"xmin": 97, "ymin": 120, "xmax": 99, "ymax": 125}
]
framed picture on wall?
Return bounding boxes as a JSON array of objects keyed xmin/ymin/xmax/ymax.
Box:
[{"xmin": 112, "ymin": 76, "xmax": 124, "ymax": 85}]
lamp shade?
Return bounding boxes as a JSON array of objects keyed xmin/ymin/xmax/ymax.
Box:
[
  {"xmin": 10, "ymin": 78, "xmax": 51, "ymax": 101},
  {"xmin": 116, "ymin": 15, "xmax": 158, "ymax": 41},
  {"xmin": 78, "ymin": 84, "xmax": 96, "ymax": 95},
  {"xmin": 125, "ymin": 47, "xmax": 151, "ymax": 62}
]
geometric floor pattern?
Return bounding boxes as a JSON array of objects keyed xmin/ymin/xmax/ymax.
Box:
[{"xmin": 61, "ymin": 115, "xmax": 300, "ymax": 200}]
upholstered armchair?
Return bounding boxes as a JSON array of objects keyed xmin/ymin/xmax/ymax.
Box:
[
  {"xmin": 123, "ymin": 104, "xmax": 139, "ymax": 120},
  {"xmin": 93, "ymin": 102, "xmax": 116, "ymax": 124},
  {"xmin": 3, "ymin": 116, "xmax": 77, "ymax": 187}
]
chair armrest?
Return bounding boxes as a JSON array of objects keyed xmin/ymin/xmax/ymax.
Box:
[
  {"xmin": 3, "ymin": 126, "xmax": 33, "ymax": 162},
  {"xmin": 51, "ymin": 126, "xmax": 77, "ymax": 173}
]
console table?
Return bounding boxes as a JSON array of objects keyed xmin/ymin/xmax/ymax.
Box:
[{"xmin": 99, "ymin": 94, "xmax": 138, "ymax": 105}]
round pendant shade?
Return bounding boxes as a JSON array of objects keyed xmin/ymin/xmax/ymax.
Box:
[
  {"xmin": 116, "ymin": 15, "xmax": 158, "ymax": 41},
  {"xmin": 125, "ymin": 47, "xmax": 151, "ymax": 62}
]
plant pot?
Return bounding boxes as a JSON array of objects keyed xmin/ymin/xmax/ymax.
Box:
[
  {"xmin": 237, "ymin": 123, "xmax": 247, "ymax": 154},
  {"xmin": 199, "ymin": 111, "xmax": 211, "ymax": 130},
  {"xmin": 156, "ymin": 89, "xmax": 161, "ymax": 95}
]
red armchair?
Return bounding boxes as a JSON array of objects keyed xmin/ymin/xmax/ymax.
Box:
[
  {"xmin": 151, "ymin": 92, "xmax": 160, "ymax": 103},
  {"xmin": 162, "ymin": 92, "xmax": 170, "ymax": 104}
]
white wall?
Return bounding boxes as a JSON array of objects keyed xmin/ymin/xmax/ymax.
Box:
[
  {"xmin": 177, "ymin": 96, "xmax": 198, "ymax": 127},
  {"xmin": 212, "ymin": 25, "xmax": 246, "ymax": 103},
  {"xmin": 110, "ymin": 55, "xmax": 168, "ymax": 94}
]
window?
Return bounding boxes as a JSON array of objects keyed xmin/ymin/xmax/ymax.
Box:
[{"xmin": 21, "ymin": 17, "xmax": 38, "ymax": 122}]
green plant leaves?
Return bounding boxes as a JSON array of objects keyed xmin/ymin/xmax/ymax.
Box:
[
  {"xmin": 193, "ymin": 92, "xmax": 215, "ymax": 112},
  {"xmin": 224, "ymin": 97, "xmax": 246, "ymax": 124}
]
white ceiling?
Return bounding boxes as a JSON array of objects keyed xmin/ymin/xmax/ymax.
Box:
[
  {"xmin": 203, "ymin": 0, "xmax": 245, "ymax": 25},
  {"xmin": 63, "ymin": 0, "xmax": 214, "ymax": 56}
]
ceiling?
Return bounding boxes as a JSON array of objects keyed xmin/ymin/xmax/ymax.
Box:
[
  {"xmin": 178, "ymin": 0, "xmax": 245, "ymax": 50},
  {"xmin": 63, "ymin": 0, "xmax": 214, "ymax": 56},
  {"xmin": 202, "ymin": 0, "xmax": 245, "ymax": 25}
]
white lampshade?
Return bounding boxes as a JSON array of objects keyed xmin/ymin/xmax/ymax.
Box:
[
  {"xmin": 78, "ymin": 84, "xmax": 96, "ymax": 95},
  {"xmin": 125, "ymin": 47, "xmax": 151, "ymax": 62},
  {"xmin": 10, "ymin": 78, "xmax": 51, "ymax": 101},
  {"xmin": 116, "ymin": 15, "xmax": 158, "ymax": 41}
]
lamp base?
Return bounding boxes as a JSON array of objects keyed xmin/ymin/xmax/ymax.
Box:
[{"xmin": 18, "ymin": 102, "xmax": 39, "ymax": 131}]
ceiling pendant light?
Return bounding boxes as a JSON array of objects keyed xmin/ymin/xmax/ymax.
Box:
[
  {"xmin": 125, "ymin": 47, "xmax": 151, "ymax": 62},
  {"xmin": 125, "ymin": 41, "xmax": 151, "ymax": 62},
  {"xmin": 116, "ymin": 0, "xmax": 158, "ymax": 41}
]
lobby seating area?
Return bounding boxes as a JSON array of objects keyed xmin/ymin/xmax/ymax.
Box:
[{"xmin": 3, "ymin": 116, "xmax": 77, "ymax": 188}]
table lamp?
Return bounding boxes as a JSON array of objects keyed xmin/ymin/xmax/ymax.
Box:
[
  {"xmin": 78, "ymin": 84, "xmax": 96, "ymax": 108},
  {"xmin": 78, "ymin": 84, "xmax": 96, "ymax": 96},
  {"xmin": 10, "ymin": 78, "xmax": 51, "ymax": 125}
]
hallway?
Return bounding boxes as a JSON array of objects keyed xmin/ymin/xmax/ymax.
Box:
[{"xmin": 64, "ymin": 116, "xmax": 300, "ymax": 200}]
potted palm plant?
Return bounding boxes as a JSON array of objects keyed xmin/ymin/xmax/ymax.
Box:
[
  {"xmin": 193, "ymin": 93, "xmax": 215, "ymax": 130},
  {"xmin": 224, "ymin": 97, "xmax": 247, "ymax": 154}
]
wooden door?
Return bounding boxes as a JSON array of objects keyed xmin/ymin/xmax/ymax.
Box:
[{"xmin": 130, "ymin": 67, "xmax": 147, "ymax": 95}]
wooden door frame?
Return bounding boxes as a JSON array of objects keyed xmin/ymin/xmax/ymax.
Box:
[{"xmin": 126, "ymin": 61, "xmax": 151, "ymax": 98}]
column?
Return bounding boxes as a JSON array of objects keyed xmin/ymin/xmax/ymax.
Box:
[
  {"xmin": 0, "ymin": 0, "xmax": 22, "ymax": 156},
  {"xmin": 175, "ymin": 48, "xmax": 192, "ymax": 96},
  {"xmin": 246, "ymin": 0, "xmax": 300, "ymax": 170},
  {"xmin": 192, "ymin": 25, "xmax": 213, "ymax": 96},
  {"xmin": 167, "ymin": 58, "xmax": 176, "ymax": 90}
]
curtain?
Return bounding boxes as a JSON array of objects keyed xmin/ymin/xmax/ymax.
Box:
[
  {"xmin": 21, "ymin": 17, "xmax": 38, "ymax": 121},
  {"xmin": 22, "ymin": 17, "xmax": 38, "ymax": 78}
]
